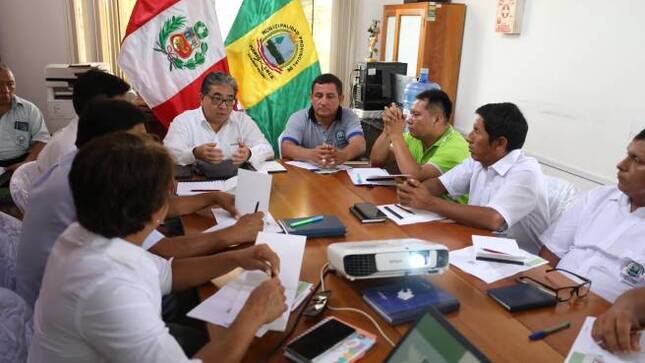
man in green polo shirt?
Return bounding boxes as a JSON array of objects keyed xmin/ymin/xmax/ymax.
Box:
[{"xmin": 370, "ymin": 89, "xmax": 469, "ymax": 184}]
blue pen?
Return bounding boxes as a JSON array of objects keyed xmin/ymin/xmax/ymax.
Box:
[
  {"xmin": 529, "ymin": 321, "xmax": 570, "ymax": 341},
  {"xmin": 290, "ymin": 215, "xmax": 324, "ymax": 228}
]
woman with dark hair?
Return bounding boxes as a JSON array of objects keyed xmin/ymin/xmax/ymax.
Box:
[{"xmin": 28, "ymin": 132, "xmax": 286, "ymax": 363}]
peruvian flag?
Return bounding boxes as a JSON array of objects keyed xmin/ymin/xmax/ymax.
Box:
[{"xmin": 118, "ymin": 0, "xmax": 228, "ymax": 128}]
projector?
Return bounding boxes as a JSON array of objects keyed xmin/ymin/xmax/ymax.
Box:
[{"xmin": 327, "ymin": 239, "xmax": 449, "ymax": 281}]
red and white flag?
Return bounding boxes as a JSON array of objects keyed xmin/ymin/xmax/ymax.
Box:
[{"xmin": 118, "ymin": 0, "xmax": 228, "ymax": 127}]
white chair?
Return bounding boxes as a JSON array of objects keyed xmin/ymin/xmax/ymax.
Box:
[
  {"xmin": 0, "ymin": 212, "xmax": 21, "ymax": 291},
  {"xmin": 9, "ymin": 161, "xmax": 39, "ymax": 213},
  {"xmin": 0, "ymin": 287, "xmax": 33, "ymax": 363},
  {"xmin": 544, "ymin": 176, "xmax": 578, "ymax": 223},
  {"xmin": 277, "ymin": 132, "xmax": 287, "ymax": 159}
]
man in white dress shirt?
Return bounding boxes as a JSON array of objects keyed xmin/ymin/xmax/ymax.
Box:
[
  {"xmin": 398, "ymin": 103, "xmax": 549, "ymax": 253},
  {"xmin": 539, "ymin": 129, "xmax": 645, "ymax": 303},
  {"xmin": 164, "ymin": 72, "xmax": 274, "ymax": 166},
  {"xmin": 28, "ymin": 132, "xmax": 286, "ymax": 363}
]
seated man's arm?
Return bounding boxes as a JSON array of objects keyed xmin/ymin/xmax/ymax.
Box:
[
  {"xmin": 237, "ymin": 114, "xmax": 274, "ymax": 165},
  {"xmin": 538, "ymin": 190, "xmax": 587, "ymax": 266},
  {"xmin": 369, "ymin": 129, "xmax": 394, "ymax": 166},
  {"xmin": 592, "ymin": 287, "xmax": 645, "ymax": 353},
  {"xmin": 166, "ymin": 192, "xmax": 238, "ymax": 218},
  {"xmin": 333, "ymin": 134, "xmax": 366, "ymax": 164},
  {"xmin": 539, "ymin": 247, "xmax": 561, "ymax": 267},
  {"xmin": 149, "ymin": 212, "xmax": 264, "ymax": 258},
  {"xmin": 390, "ymin": 134, "xmax": 439, "ymax": 180},
  {"xmin": 398, "ymin": 178, "xmax": 505, "ymax": 230}
]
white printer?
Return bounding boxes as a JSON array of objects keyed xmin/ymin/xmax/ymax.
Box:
[{"xmin": 44, "ymin": 63, "xmax": 108, "ymax": 133}]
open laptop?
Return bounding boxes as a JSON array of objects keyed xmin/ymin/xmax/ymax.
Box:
[{"xmin": 385, "ymin": 307, "xmax": 490, "ymax": 363}]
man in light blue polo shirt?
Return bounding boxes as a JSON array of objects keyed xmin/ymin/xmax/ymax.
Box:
[
  {"xmin": 0, "ymin": 64, "xmax": 50, "ymax": 184},
  {"xmin": 281, "ymin": 73, "xmax": 366, "ymax": 167}
]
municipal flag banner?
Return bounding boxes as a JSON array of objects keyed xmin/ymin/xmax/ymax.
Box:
[
  {"xmin": 118, "ymin": 0, "xmax": 228, "ymax": 127},
  {"xmin": 225, "ymin": 0, "xmax": 320, "ymax": 151}
]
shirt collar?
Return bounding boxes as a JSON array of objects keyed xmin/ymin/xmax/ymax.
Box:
[
  {"xmin": 489, "ymin": 149, "xmax": 522, "ymax": 176},
  {"xmin": 307, "ymin": 106, "xmax": 343, "ymax": 125},
  {"xmin": 425, "ymin": 126, "xmax": 454, "ymax": 152},
  {"xmin": 609, "ymin": 188, "xmax": 645, "ymax": 216},
  {"xmin": 63, "ymin": 222, "xmax": 152, "ymax": 270}
]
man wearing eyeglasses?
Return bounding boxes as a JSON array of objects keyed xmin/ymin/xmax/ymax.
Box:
[
  {"xmin": 539, "ymin": 128, "xmax": 645, "ymax": 303},
  {"xmin": 163, "ymin": 72, "xmax": 274, "ymax": 166}
]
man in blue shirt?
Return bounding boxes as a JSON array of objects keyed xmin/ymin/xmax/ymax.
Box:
[
  {"xmin": 0, "ymin": 64, "xmax": 50, "ymax": 184},
  {"xmin": 281, "ymin": 73, "xmax": 366, "ymax": 166}
]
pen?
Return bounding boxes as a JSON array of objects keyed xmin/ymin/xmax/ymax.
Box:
[
  {"xmin": 395, "ymin": 204, "xmax": 415, "ymax": 214},
  {"xmin": 475, "ymin": 256, "xmax": 525, "ymax": 265},
  {"xmin": 254, "ymin": 201, "xmax": 260, "ymax": 213},
  {"xmin": 190, "ymin": 189, "xmax": 222, "ymax": 192},
  {"xmin": 482, "ymin": 248, "xmax": 510, "ymax": 255},
  {"xmin": 384, "ymin": 206, "xmax": 403, "ymax": 219},
  {"xmin": 529, "ymin": 321, "xmax": 571, "ymax": 341},
  {"xmin": 290, "ymin": 215, "xmax": 324, "ymax": 228}
]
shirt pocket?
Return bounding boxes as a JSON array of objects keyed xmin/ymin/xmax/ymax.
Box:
[{"xmin": 15, "ymin": 129, "xmax": 30, "ymax": 148}]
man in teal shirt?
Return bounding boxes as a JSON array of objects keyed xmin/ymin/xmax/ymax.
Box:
[{"xmin": 370, "ymin": 89, "xmax": 469, "ymax": 182}]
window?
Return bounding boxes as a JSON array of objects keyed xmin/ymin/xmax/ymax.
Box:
[{"xmin": 71, "ymin": 0, "xmax": 332, "ymax": 76}]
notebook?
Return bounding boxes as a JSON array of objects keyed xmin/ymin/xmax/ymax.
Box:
[
  {"xmin": 363, "ymin": 278, "xmax": 460, "ymax": 325},
  {"xmin": 279, "ymin": 215, "xmax": 346, "ymax": 237},
  {"xmin": 487, "ymin": 283, "xmax": 557, "ymax": 312}
]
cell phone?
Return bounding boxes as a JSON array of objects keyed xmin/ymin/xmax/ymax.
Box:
[
  {"xmin": 285, "ymin": 317, "xmax": 356, "ymax": 361},
  {"xmin": 350, "ymin": 202, "xmax": 387, "ymax": 223}
]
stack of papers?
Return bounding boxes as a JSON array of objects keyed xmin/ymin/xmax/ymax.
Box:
[
  {"xmin": 253, "ymin": 160, "xmax": 287, "ymax": 173},
  {"xmin": 565, "ymin": 317, "xmax": 645, "ymax": 363},
  {"xmin": 377, "ymin": 203, "xmax": 445, "ymax": 225},
  {"xmin": 175, "ymin": 177, "xmax": 237, "ymax": 196},
  {"xmin": 347, "ymin": 168, "xmax": 398, "ymax": 186},
  {"xmin": 285, "ymin": 161, "xmax": 351, "ymax": 174},
  {"xmin": 188, "ymin": 232, "xmax": 307, "ymax": 336},
  {"xmin": 473, "ymin": 235, "xmax": 527, "ymax": 264},
  {"xmin": 449, "ymin": 236, "xmax": 548, "ymax": 284}
]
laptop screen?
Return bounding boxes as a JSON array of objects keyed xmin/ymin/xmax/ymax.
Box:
[{"xmin": 385, "ymin": 309, "xmax": 490, "ymax": 363}]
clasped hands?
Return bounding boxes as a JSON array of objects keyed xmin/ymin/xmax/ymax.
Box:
[
  {"xmin": 382, "ymin": 102, "xmax": 406, "ymax": 139},
  {"xmin": 310, "ymin": 143, "xmax": 347, "ymax": 168},
  {"xmin": 397, "ymin": 178, "xmax": 437, "ymax": 210},
  {"xmin": 194, "ymin": 141, "xmax": 251, "ymax": 165}
]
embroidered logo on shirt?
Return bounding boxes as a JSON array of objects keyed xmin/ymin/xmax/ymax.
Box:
[
  {"xmin": 621, "ymin": 260, "xmax": 644, "ymax": 285},
  {"xmin": 14, "ymin": 121, "xmax": 29, "ymax": 131},
  {"xmin": 335, "ymin": 130, "xmax": 346, "ymax": 142}
]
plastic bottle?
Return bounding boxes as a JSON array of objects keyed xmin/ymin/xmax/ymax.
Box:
[{"xmin": 403, "ymin": 68, "xmax": 441, "ymax": 114}]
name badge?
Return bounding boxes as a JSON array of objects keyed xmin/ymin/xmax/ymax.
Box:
[
  {"xmin": 14, "ymin": 121, "xmax": 29, "ymax": 131},
  {"xmin": 621, "ymin": 260, "xmax": 645, "ymax": 286}
]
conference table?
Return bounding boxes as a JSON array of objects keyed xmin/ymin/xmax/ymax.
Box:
[{"xmin": 181, "ymin": 162, "xmax": 611, "ymax": 363}]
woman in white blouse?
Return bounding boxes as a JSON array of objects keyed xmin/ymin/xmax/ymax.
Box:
[{"xmin": 28, "ymin": 132, "xmax": 286, "ymax": 363}]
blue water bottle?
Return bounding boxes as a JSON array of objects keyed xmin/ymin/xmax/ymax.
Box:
[{"xmin": 403, "ymin": 68, "xmax": 441, "ymax": 114}]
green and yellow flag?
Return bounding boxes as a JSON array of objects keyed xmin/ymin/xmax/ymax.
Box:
[{"xmin": 225, "ymin": 0, "xmax": 320, "ymax": 152}]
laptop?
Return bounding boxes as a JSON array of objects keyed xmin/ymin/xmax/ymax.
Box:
[{"xmin": 385, "ymin": 307, "xmax": 490, "ymax": 363}]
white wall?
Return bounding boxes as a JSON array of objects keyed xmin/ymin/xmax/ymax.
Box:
[
  {"xmin": 452, "ymin": 0, "xmax": 645, "ymax": 185},
  {"xmin": 0, "ymin": 0, "xmax": 73, "ymax": 116}
]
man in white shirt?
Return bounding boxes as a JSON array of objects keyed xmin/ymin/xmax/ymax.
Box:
[
  {"xmin": 35, "ymin": 69, "xmax": 131, "ymax": 175},
  {"xmin": 398, "ymin": 103, "xmax": 549, "ymax": 253},
  {"xmin": 592, "ymin": 287, "xmax": 645, "ymax": 353},
  {"xmin": 539, "ymin": 129, "xmax": 645, "ymax": 303},
  {"xmin": 29, "ymin": 132, "xmax": 286, "ymax": 363},
  {"xmin": 164, "ymin": 72, "xmax": 274, "ymax": 166}
]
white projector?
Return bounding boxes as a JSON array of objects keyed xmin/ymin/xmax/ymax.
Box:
[{"xmin": 327, "ymin": 239, "xmax": 449, "ymax": 281}]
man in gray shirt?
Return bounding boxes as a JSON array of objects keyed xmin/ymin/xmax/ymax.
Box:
[{"xmin": 281, "ymin": 73, "xmax": 365, "ymax": 166}]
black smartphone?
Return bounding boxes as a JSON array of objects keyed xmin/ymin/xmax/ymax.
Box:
[
  {"xmin": 285, "ymin": 317, "xmax": 356, "ymax": 361},
  {"xmin": 351, "ymin": 202, "xmax": 387, "ymax": 223}
]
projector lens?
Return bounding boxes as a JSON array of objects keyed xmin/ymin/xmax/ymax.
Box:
[{"xmin": 408, "ymin": 252, "xmax": 427, "ymax": 268}]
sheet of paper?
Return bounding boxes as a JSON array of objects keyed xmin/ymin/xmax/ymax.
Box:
[
  {"xmin": 472, "ymin": 235, "xmax": 522, "ymax": 256},
  {"xmin": 291, "ymin": 281, "xmax": 313, "ymax": 312},
  {"xmin": 346, "ymin": 168, "xmax": 391, "ymax": 185},
  {"xmin": 449, "ymin": 246, "xmax": 548, "ymax": 284},
  {"xmin": 235, "ymin": 169, "xmax": 272, "ymax": 214},
  {"xmin": 285, "ymin": 160, "xmax": 320, "ymax": 170},
  {"xmin": 187, "ymin": 232, "xmax": 307, "ymax": 336},
  {"xmin": 253, "ymin": 160, "xmax": 287, "ymax": 173},
  {"xmin": 176, "ymin": 180, "xmax": 226, "ymax": 196},
  {"xmin": 377, "ymin": 204, "xmax": 445, "ymax": 225},
  {"xmin": 565, "ymin": 317, "xmax": 645, "ymax": 363}
]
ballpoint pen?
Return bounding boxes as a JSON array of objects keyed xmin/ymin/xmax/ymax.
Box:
[
  {"xmin": 395, "ymin": 204, "xmax": 415, "ymax": 214},
  {"xmin": 384, "ymin": 206, "xmax": 403, "ymax": 219},
  {"xmin": 529, "ymin": 321, "xmax": 571, "ymax": 340}
]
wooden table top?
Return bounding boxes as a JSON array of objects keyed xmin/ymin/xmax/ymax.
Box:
[{"xmin": 182, "ymin": 162, "xmax": 610, "ymax": 363}]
